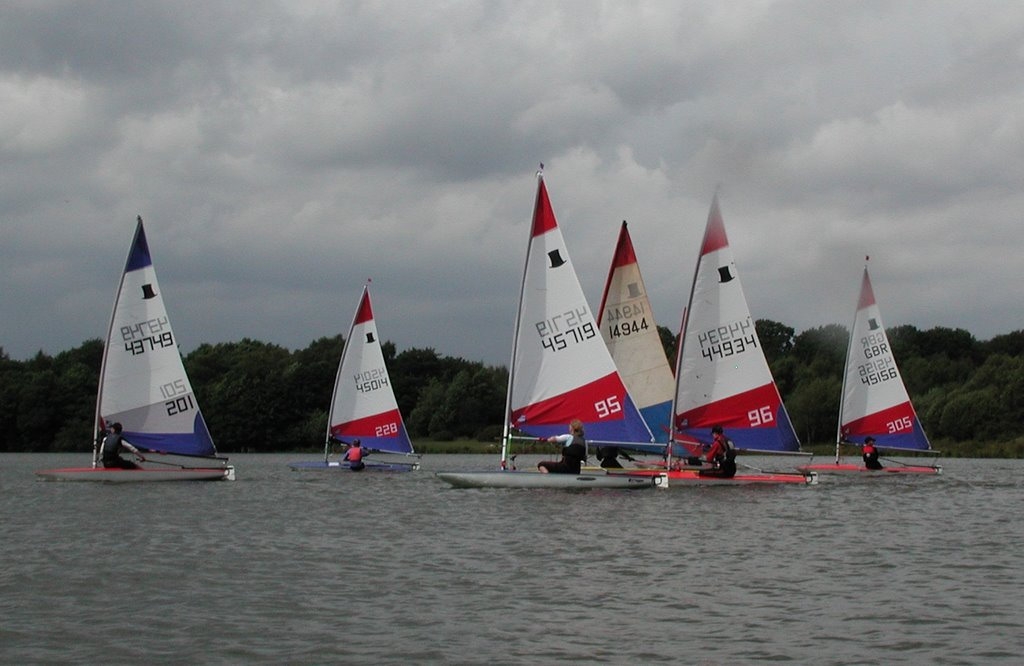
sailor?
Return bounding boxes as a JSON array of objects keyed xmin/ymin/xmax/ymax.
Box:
[
  {"xmin": 597, "ymin": 445, "xmax": 635, "ymax": 469},
  {"xmin": 862, "ymin": 437, "xmax": 883, "ymax": 470},
  {"xmin": 699, "ymin": 425, "xmax": 737, "ymax": 478},
  {"xmin": 537, "ymin": 419, "xmax": 587, "ymax": 474},
  {"xmin": 100, "ymin": 422, "xmax": 145, "ymax": 469},
  {"xmin": 344, "ymin": 439, "xmax": 366, "ymax": 471}
]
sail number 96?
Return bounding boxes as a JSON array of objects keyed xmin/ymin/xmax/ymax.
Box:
[
  {"xmin": 595, "ymin": 396, "xmax": 622, "ymax": 419},
  {"xmin": 748, "ymin": 405, "xmax": 774, "ymax": 427}
]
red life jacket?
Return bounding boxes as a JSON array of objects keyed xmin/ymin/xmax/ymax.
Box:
[{"xmin": 347, "ymin": 446, "xmax": 363, "ymax": 462}]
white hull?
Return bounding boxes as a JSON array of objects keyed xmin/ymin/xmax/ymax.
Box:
[
  {"xmin": 36, "ymin": 466, "xmax": 235, "ymax": 482},
  {"xmin": 436, "ymin": 470, "xmax": 663, "ymax": 489}
]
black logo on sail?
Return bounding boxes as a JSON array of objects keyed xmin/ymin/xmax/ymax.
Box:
[
  {"xmin": 718, "ymin": 266, "xmax": 734, "ymax": 283},
  {"xmin": 627, "ymin": 282, "xmax": 641, "ymax": 298},
  {"xmin": 366, "ymin": 332, "xmax": 375, "ymax": 343},
  {"xmin": 548, "ymin": 250, "xmax": 566, "ymax": 268},
  {"xmin": 141, "ymin": 284, "xmax": 157, "ymax": 299},
  {"xmin": 868, "ymin": 318, "xmax": 879, "ymax": 331}
]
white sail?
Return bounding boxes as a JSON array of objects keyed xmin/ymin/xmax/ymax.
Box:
[
  {"xmin": 838, "ymin": 267, "xmax": 931, "ymax": 451},
  {"xmin": 326, "ymin": 285, "xmax": 414, "ymax": 454},
  {"xmin": 673, "ymin": 196, "xmax": 800, "ymax": 453},
  {"xmin": 95, "ymin": 217, "xmax": 217, "ymax": 459},
  {"xmin": 503, "ymin": 174, "xmax": 653, "ymax": 463},
  {"xmin": 597, "ymin": 221, "xmax": 675, "ymax": 440}
]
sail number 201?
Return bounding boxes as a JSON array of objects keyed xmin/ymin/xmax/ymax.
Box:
[{"xmin": 159, "ymin": 379, "xmax": 194, "ymax": 416}]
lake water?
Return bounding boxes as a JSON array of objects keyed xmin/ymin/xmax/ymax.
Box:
[{"xmin": 2, "ymin": 453, "xmax": 1022, "ymax": 664}]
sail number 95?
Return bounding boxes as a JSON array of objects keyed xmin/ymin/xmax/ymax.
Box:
[{"xmin": 595, "ymin": 396, "xmax": 622, "ymax": 419}]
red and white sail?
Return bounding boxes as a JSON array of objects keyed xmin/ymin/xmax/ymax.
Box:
[
  {"xmin": 327, "ymin": 285, "xmax": 413, "ymax": 454},
  {"xmin": 673, "ymin": 195, "xmax": 800, "ymax": 453},
  {"xmin": 838, "ymin": 267, "xmax": 930, "ymax": 451},
  {"xmin": 504, "ymin": 174, "xmax": 653, "ymax": 462},
  {"xmin": 597, "ymin": 221, "xmax": 675, "ymax": 440}
]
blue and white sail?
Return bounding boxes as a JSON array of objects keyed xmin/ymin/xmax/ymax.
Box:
[{"xmin": 94, "ymin": 217, "xmax": 218, "ymax": 460}]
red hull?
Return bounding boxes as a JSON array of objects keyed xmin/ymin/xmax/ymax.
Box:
[{"xmin": 611, "ymin": 467, "xmax": 816, "ymax": 485}]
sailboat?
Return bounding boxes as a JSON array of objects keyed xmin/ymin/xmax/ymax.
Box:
[
  {"xmin": 288, "ymin": 285, "xmax": 419, "ymax": 472},
  {"xmin": 617, "ymin": 195, "xmax": 815, "ymax": 485},
  {"xmin": 37, "ymin": 217, "xmax": 234, "ymax": 481},
  {"xmin": 437, "ymin": 171, "xmax": 662, "ymax": 489},
  {"xmin": 799, "ymin": 266, "xmax": 941, "ymax": 475},
  {"xmin": 596, "ymin": 221, "xmax": 676, "ymax": 441}
]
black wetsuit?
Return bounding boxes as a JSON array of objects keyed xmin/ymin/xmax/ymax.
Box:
[
  {"xmin": 598, "ymin": 446, "xmax": 623, "ymax": 469},
  {"xmin": 101, "ymin": 432, "xmax": 141, "ymax": 469},
  {"xmin": 863, "ymin": 446, "xmax": 883, "ymax": 470},
  {"xmin": 539, "ymin": 434, "xmax": 587, "ymax": 474}
]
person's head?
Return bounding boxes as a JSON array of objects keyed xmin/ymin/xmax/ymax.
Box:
[
  {"xmin": 711, "ymin": 425, "xmax": 724, "ymax": 436},
  {"xmin": 111, "ymin": 422, "xmax": 123, "ymax": 433},
  {"xmin": 864, "ymin": 436, "xmax": 875, "ymax": 446},
  {"xmin": 569, "ymin": 419, "xmax": 584, "ymax": 435},
  {"xmin": 352, "ymin": 438, "xmax": 361, "ymax": 447}
]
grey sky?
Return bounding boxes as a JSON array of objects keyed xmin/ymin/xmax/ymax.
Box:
[{"xmin": 3, "ymin": 1, "xmax": 1022, "ymax": 364}]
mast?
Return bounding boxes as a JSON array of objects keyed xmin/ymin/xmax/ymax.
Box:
[{"xmin": 501, "ymin": 168, "xmax": 544, "ymax": 469}]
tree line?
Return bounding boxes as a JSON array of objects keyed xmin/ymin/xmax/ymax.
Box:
[{"xmin": 2, "ymin": 322, "xmax": 1022, "ymax": 455}]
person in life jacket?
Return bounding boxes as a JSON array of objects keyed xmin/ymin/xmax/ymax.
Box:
[
  {"xmin": 862, "ymin": 437, "xmax": 883, "ymax": 470},
  {"xmin": 596, "ymin": 445, "xmax": 635, "ymax": 469},
  {"xmin": 537, "ymin": 419, "xmax": 587, "ymax": 474},
  {"xmin": 343, "ymin": 439, "xmax": 366, "ymax": 471},
  {"xmin": 100, "ymin": 422, "xmax": 145, "ymax": 469},
  {"xmin": 699, "ymin": 425, "xmax": 737, "ymax": 478}
]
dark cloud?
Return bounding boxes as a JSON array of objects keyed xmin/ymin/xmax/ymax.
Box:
[{"xmin": 2, "ymin": 1, "xmax": 1022, "ymax": 364}]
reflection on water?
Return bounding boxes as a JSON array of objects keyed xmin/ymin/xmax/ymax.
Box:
[{"xmin": 2, "ymin": 454, "xmax": 1022, "ymax": 663}]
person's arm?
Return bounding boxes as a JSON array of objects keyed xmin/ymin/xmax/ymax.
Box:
[{"xmin": 122, "ymin": 440, "xmax": 145, "ymax": 460}]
